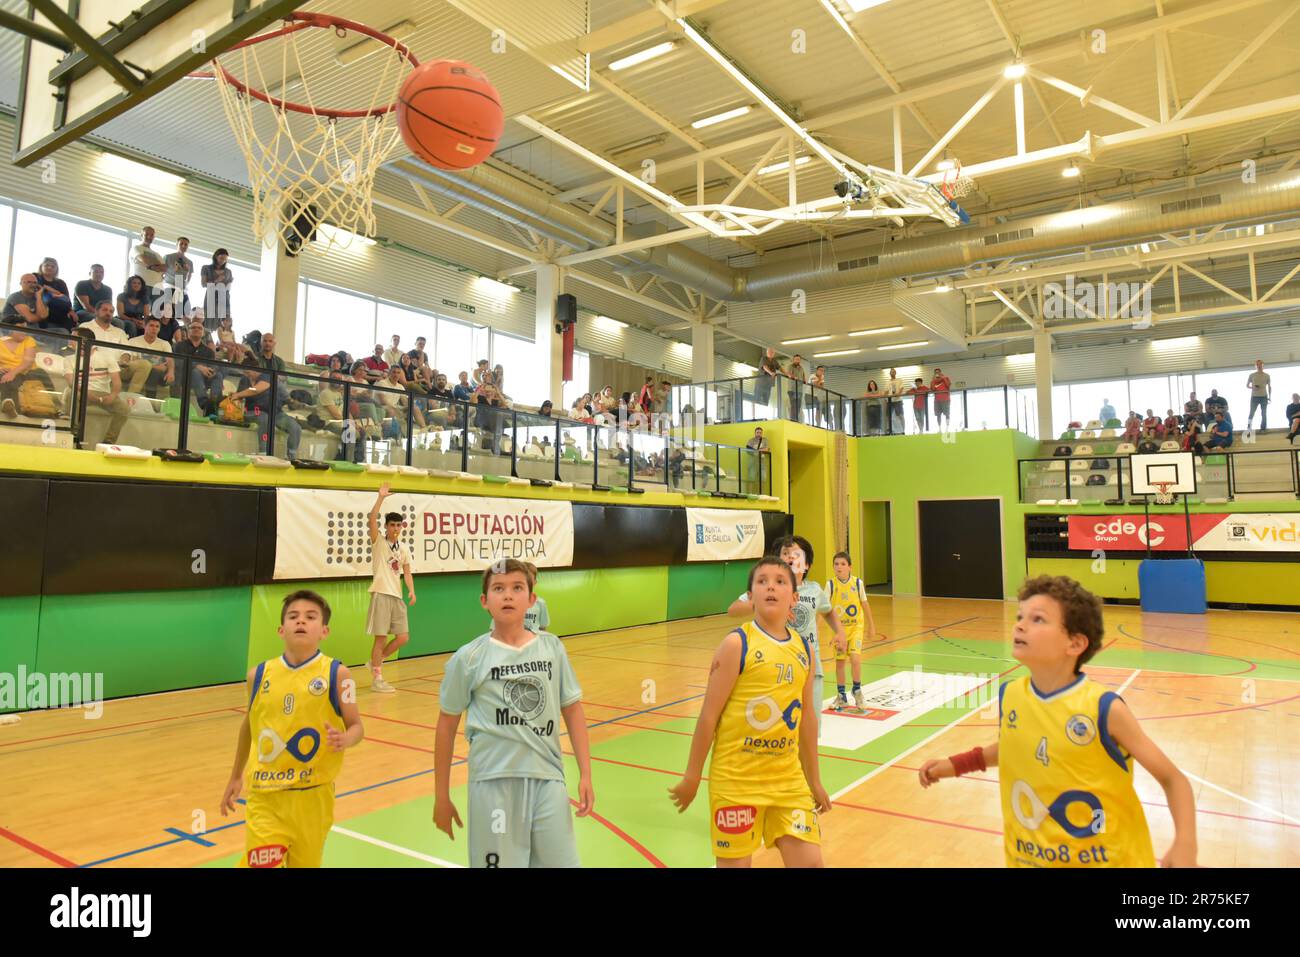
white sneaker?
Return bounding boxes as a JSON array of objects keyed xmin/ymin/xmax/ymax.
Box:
[
  {"xmin": 371, "ymin": 675, "xmax": 396, "ymax": 693},
  {"xmin": 0, "ymin": 398, "xmax": 15, "ymax": 418},
  {"xmin": 853, "ymin": 689, "xmax": 866, "ymax": 710},
  {"xmin": 831, "ymin": 692, "xmax": 848, "ymax": 711}
]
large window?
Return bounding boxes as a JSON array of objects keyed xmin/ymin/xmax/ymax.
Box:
[
  {"xmin": 12, "ymin": 208, "xmax": 129, "ymax": 297},
  {"xmin": 0, "ymin": 205, "xmax": 14, "ymax": 293},
  {"xmin": 1068, "ymin": 380, "xmax": 1119, "ymax": 426},
  {"xmin": 435, "ymin": 318, "xmax": 473, "ymax": 379},
  {"xmin": 300, "ymin": 282, "xmax": 376, "ymax": 361},
  {"xmin": 563, "ymin": 350, "xmax": 590, "ymax": 409},
  {"xmin": 377, "ymin": 302, "xmax": 436, "ymax": 358},
  {"xmin": 491, "ymin": 332, "xmax": 544, "ymax": 406}
]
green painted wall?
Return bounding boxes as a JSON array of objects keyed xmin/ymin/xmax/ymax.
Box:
[
  {"xmin": 36, "ymin": 588, "xmax": 252, "ymax": 699},
  {"xmin": 857, "ymin": 430, "xmax": 1037, "ymax": 598},
  {"xmin": 860, "ymin": 502, "xmax": 890, "ymax": 585},
  {"xmin": 1028, "ymin": 557, "xmax": 1300, "ymax": 604},
  {"xmin": 667, "ymin": 561, "xmax": 753, "ymax": 620}
]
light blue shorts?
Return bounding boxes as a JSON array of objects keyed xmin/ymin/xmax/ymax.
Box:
[{"xmin": 468, "ymin": 777, "xmax": 580, "ymax": 868}]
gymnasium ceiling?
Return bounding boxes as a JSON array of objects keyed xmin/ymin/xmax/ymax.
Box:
[{"xmin": 3, "ymin": 0, "xmax": 1300, "ymax": 375}]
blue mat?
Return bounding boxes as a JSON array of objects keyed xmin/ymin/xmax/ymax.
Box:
[{"xmin": 1138, "ymin": 559, "xmax": 1207, "ymax": 614}]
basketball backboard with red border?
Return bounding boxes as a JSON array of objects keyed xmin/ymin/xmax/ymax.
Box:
[{"xmin": 10, "ymin": 0, "xmax": 301, "ymax": 167}]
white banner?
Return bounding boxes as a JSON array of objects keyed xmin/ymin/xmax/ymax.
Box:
[
  {"xmin": 1192, "ymin": 513, "xmax": 1300, "ymax": 552},
  {"xmin": 274, "ymin": 489, "xmax": 574, "ymax": 579},
  {"xmin": 685, "ymin": 507, "xmax": 765, "ymax": 562}
]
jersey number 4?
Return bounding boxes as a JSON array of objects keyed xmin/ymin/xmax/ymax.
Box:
[{"xmin": 1035, "ymin": 736, "xmax": 1049, "ymax": 767}]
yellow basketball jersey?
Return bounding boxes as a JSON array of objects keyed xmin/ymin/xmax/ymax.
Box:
[
  {"xmin": 248, "ymin": 651, "xmax": 345, "ymax": 792},
  {"xmin": 826, "ymin": 576, "xmax": 866, "ymax": 633},
  {"xmin": 709, "ymin": 621, "xmax": 813, "ymax": 804},
  {"xmin": 998, "ymin": 674, "xmax": 1154, "ymax": 868}
]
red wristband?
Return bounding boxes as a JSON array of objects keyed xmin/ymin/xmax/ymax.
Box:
[{"xmin": 948, "ymin": 746, "xmax": 986, "ymax": 776}]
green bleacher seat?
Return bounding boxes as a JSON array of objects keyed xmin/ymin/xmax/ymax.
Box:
[
  {"xmin": 329, "ymin": 461, "xmax": 365, "ymax": 472},
  {"xmin": 203, "ymin": 451, "xmax": 250, "ymax": 466}
]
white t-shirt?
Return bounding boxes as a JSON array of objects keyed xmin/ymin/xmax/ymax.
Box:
[
  {"xmin": 369, "ymin": 536, "xmax": 412, "ymax": 598},
  {"xmin": 126, "ymin": 334, "xmax": 172, "ymax": 362},
  {"xmin": 64, "ymin": 351, "xmax": 120, "ymax": 395},
  {"xmin": 132, "ymin": 243, "xmax": 165, "ymax": 285},
  {"xmin": 78, "ymin": 321, "xmax": 129, "ymax": 344},
  {"xmin": 1247, "ymin": 371, "xmax": 1271, "ymax": 398}
]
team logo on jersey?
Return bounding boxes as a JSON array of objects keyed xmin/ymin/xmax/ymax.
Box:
[
  {"xmin": 793, "ymin": 600, "xmax": 815, "ymax": 635},
  {"xmin": 714, "ymin": 805, "xmax": 757, "ymax": 834},
  {"xmin": 1006, "ymin": 709, "xmax": 1018, "ymax": 729},
  {"xmin": 504, "ymin": 675, "xmax": 546, "ymax": 722},
  {"xmin": 1065, "ymin": 713, "xmax": 1097, "ymax": 745},
  {"xmin": 308, "ymin": 677, "xmax": 327, "ymax": 696},
  {"xmin": 247, "ymin": 844, "xmax": 287, "ymax": 868},
  {"xmin": 753, "ymin": 650, "xmax": 764, "ymax": 662}
]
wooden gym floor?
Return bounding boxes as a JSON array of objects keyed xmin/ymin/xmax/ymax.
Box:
[{"xmin": 2, "ymin": 596, "xmax": 1297, "ymax": 868}]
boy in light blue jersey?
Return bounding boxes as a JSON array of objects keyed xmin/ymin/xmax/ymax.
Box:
[
  {"xmin": 522, "ymin": 562, "xmax": 550, "ymax": 634},
  {"xmin": 434, "ymin": 558, "xmax": 594, "ymax": 867},
  {"xmin": 728, "ymin": 535, "xmax": 846, "ymax": 737}
]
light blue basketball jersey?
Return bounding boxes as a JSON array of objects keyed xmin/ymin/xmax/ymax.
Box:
[
  {"xmin": 737, "ymin": 579, "xmax": 830, "ymax": 675},
  {"xmin": 439, "ymin": 630, "xmax": 581, "ymax": 782},
  {"xmin": 523, "ymin": 596, "xmax": 550, "ymax": 633}
]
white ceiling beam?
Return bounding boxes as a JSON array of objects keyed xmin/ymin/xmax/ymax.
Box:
[
  {"xmin": 1153, "ymin": 0, "xmax": 1183, "ymax": 117},
  {"xmin": 1029, "ymin": 70, "xmax": 1157, "ymax": 128},
  {"xmin": 972, "ymin": 296, "xmax": 1300, "ymax": 342},
  {"xmin": 552, "ymin": 0, "xmax": 1277, "ymax": 202},
  {"xmin": 985, "ymin": 0, "xmax": 1066, "ymax": 146},
  {"xmin": 384, "ymin": 186, "xmax": 535, "ymax": 262},
  {"xmin": 1173, "ymin": 0, "xmax": 1300, "ymax": 120},
  {"xmin": 908, "ymin": 77, "xmax": 1008, "ymax": 177},
  {"xmin": 1261, "ymin": 261, "xmax": 1300, "ymax": 302},
  {"xmin": 565, "ymin": 270, "xmax": 695, "ymax": 323},
  {"xmin": 576, "ymin": 0, "xmax": 727, "ymax": 54},
  {"xmin": 991, "ymin": 287, "xmax": 1036, "ymax": 327}
]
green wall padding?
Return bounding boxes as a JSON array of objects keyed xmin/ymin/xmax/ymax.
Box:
[
  {"xmin": 541, "ymin": 566, "xmax": 668, "ymax": 636},
  {"xmin": 667, "ymin": 562, "xmax": 754, "ymax": 620},
  {"xmin": 0, "ymin": 595, "xmax": 42, "ymax": 713},
  {"xmin": 36, "ymin": 588, "xmax": 251, "ymax": 699}
]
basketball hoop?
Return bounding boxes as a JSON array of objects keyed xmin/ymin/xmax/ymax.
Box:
[
  {"xmin": 938, "ymin": 160, "xmax": 976, "ymax": 201},
  {"xmin": 1153, "ymin": 482, "xmax": 1175, "ymax": 505},
  {"xmin": 203, "ymin": 13, "xmax": 419, "ymax": 249}
]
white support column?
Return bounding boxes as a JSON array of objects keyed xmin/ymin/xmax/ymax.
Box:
[
  {"xmin": 534, "ymin": 264, "xmax": 565, "ymax": 406},
  {"xmin": 691, "ymin": 320, "xmax": 715, "ymax": 383},
  {"xmin": 1033, "ymin": 326, "xmax": 1054, "ymax": 440},
  {"xmin": 260, "ymin": 239, "xmax": 302, "ymax": 362}
]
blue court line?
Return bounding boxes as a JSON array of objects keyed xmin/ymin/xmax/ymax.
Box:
[
  {"xmin": 81, "ymin": 617, "xmax": 978, "ymax": 867},
  {"xmin": 165, "ymin": 827, "xmax": 216, "ymax": 847}
]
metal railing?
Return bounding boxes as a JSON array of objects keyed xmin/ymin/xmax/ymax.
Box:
[{"xmin": 0, "ymin": 329, "xmax": 770, "ymax": 495}]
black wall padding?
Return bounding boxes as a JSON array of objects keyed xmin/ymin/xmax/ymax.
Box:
[
  {"xmin": 764, "ymin": 510, "xmax": 793, "ymax": 545},
  {"xmin": 43, "ymin": 480, "xmax": 261, "ymax": 594},
  {"xmin": 0, "ymin": 477, "xmax": 47, "ymax": 596},
  {"xmin": 254, "ymin": 489, "xmax": 279, "ymax": 583}
]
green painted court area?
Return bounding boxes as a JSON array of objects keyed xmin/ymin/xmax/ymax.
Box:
[{"xmin": 200, "ymin": 629, "xmax": 1298, "ymax": 868}]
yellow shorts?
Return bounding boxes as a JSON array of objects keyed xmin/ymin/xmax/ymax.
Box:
[
  {"xmin": 834, "ymin": 630, "xmax": 864, "ymax": 661},
  {"xmin": 241, "ymin": 784, "xmax": 335, "ymax": 868},
  {"xmin": 709, "ymin": 792, "xmax": 821, "ymax": 859}
]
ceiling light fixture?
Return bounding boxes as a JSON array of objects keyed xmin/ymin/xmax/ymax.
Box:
[
  {"xmin": 609, "ymin": 41, "xmax": 676, "ymax": 71},
  {"xmin": 877, "ymin": 340, "xmax": 930, "ymax": 351},
  {"xmin": 814, "ymin": 348, "xmax": 861, "ymax": 357},
  {"xmin": 781, "ymin": 335, "xmax": 832, "ymax": 345},
  {"xmin": 849, "ymin": 326, "xmax": 903, "ymax": 337},
  {"xmin": 1062, "ymin": 161, "xmax": 1081, "ymax": 178},
  {"xmin": 759, "ymin": 156, "xmax": 812, "ymax": 176},
  {"xmin": 691, "ymin": 105, "xmax": 752, "ymax": 129},
  {"xmin": 1004, "ymin": 61, "xmax": 1026, "ymax": 79}
]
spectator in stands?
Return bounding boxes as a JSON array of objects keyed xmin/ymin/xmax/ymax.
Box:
[
  {"xmin": 231, "ymin": 359, "xmax": 301, "ymax": 460},
  {"xmin": 1286, "ymin": 393, "xmax": 1300, "ymax": 445},
  {"xmin": 3, "ymin": 273, "xmax": 48, "ymax": 329},
  {"xmin": 362, "ymin": 344, "xmax": 389, "ymax": 381},
  {"xmin": 33, "ymin": 258, "xmax": 75, "ymax": 333},
  {"xmin": 215, "ymin": 315, "xmax": 242, "ymax": 362},
  {"xmin": 452, "ymin": 371, "xmax": 474, "ymax": 402},
  {"xmin": 884, "ymin": 368, "xmax": 907, "ymax": 433},
  {"xmin": 537, "ymin": 399, "xmax": 553, "ymax": 417},
  {"xmin": 200, "ymin": 249, "xmax": 233, "ymax": 328},
  {"xmin": 383, "ymin": 335, "xmax": 404, "ymax": 368},
  {"xmin": 471, "ymin": 358, "xmax": 489, "ymax": 386},
  {"xmin": 123, "ymin": 316, "xmax": 174, "ymax": 398},
  {"xmin": 175, "ymin": 319, "xmax": 224, "ymax": 415},
  {"xmin": 1183, "ymin": 391, "xmax": 1202, "ymax": 428},
  {"xmin": 407, "ymin": 336, "xmax": 429, "ymax": 369},
  {"xmin": 116, "ymin": 275, "xmax": 151, "ymax": 337},
  {"xmin": 637, "ymin": 375, "xmax": 655, "ymax": 415},
  {"xmin": 1162, "ymin": 408, "xmax": 1181, "ymax": 437},
  {"xmin": 653, "ymin": 380, "xmax": 671, "ymax": 416},
  {"xmin": 1204, "ymin": 389, "xmax": 1228, "ymax": 423},
  {"xmin": 131, "ymin": 226, "xmax": 166, "ymax": 290},
  {"xmin": 909, "ymin": 377, "xmax": 930, "ymax": 433},
  {"xmin": 1142, "ymin": 409, "xmax": 1163, "ymax": 438},
  {"xmin": 380, "ymin": 366, "xmax": 425, "ymax": 434},
  {"xmin": 429, "ymin": 373, "xmax": 454, "ymax": 402},
  {"xmin": 931, "ymin": 368, "xmax": 953, "ymax": 429},
  {"xmin": 1246, "ymin": 359, "xmax": 1271, "ymax": 430},
  {"xmin": 1206, "ymin": 410, "xmax": 1233, "ymax": 449},
  {"xmin": 0, "ymin": 321, "xmax": 37, "ymax": 418},
  {"xmin": 67, "ymin": 327, "xmax": 128, "ymax": 445},
  {"xmin": 397, "ymin": 354, "xmax": 427, "ymax": 395},
  {"xmin": 1122, "ymin": 412, "xmax": 1142, "ymax": 443},
  {"xmin": 570, "ymin": 393, "xmax": 593, "ymax": 423},
  {"xmin": 1183, "ymin": 415, "xmax": 1204, "ymax": 453},
  {"xmin": 747, "ymin": 427, "xmax": 767, "ymax": 452},
  {"xmin": 1099, "ymin": 397, "xmax": 1117, "ymax": 423},
  {"xmin": 348, "ymin": 362, "xmax": 384, "ymax": 444},
  {"xmin": 786, "ymin": 353, "xmax": 807, "ymax": 421},
  {"xmin": 74, "ymin": 264, "xmax": 113, "ymax": 325},
  {"xmin": 80, "ymin": 300, "xmax": 130, "ymax": 346},
  {"xmin": 253, "ymin": 332, "xmax": 285, "ymax": 374},
  {"xmin": 493, "ymin": 364, "xmax": 506, "ymax": 395},
  {"xmin": 754, "ymin": 347, "xmax": 781, "ymax": 408},
  {"xmin": 162, "ymin": 237, "xmax": 194, "ymax": 322}
]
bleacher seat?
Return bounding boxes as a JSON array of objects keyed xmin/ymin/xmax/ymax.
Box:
[
  {"xmin": 1084, "ymin": 420, "xmax": 1102, "ymax": 430},
  {"xmin": 1078, "ymin": 430, "xmax": 1097, "ymax": 439},
  {"xmin": 1058, "ymin": 498, "xmax": 1080, "ymax": 506},
  {"xmin": 1074, "ymin": 444, "xmax": 1094, "ymax": 456},
  {"xmin": 1059, "ymin": 430, "xmax": 1076, "ymax": 441},
  {"xmin": 1116, "ymin": 442, "xmax": 1137, "ymax": 455},
  {"xmin": 1105, "ymin": 418, "xmax": 1122, "ymax": 428},
  {"xmin": 1035, "ymin": 498, "xmax": 1058, "ymax": 506},
  {"xmin": 1100, "ymin": 428, "xmax": 1117, "ymax": 438},
  {"xmin": 1159, "ymin": 440, "xmax": 1181, "ymax": 452}
]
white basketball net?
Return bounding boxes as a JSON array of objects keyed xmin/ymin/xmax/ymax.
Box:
[
  {"xmin": 939, "ymin": 162, "xmax": 976, "ymax": 200},
  {"xmin": 210, "ymin": 20, "xmax": 413, "ymax": 250},
  {"xmin": 1154, "ymin": 483, "xmax": 1175, "ymax": 504}
]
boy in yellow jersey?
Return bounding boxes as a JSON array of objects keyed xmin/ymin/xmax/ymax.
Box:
[
  {"xmin": 670, "ymin": 556, "xmax": 831, "ymax": 867},
  {"xmin": 826, "ymin": 551, "xmax": 877, "ymax": 712},
  {"xmin": 221, "ymin": 590, "xmax": 365, "ymax": 868},
  {"xmin": 918, "ymin": 575, "xmax": 1197, "ymax": 867}
]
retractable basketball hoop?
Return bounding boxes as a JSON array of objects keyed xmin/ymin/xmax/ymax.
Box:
[
  {"xmin": 200, "ymin": 12, "xmax": 419, "ymax": 249},
  {"xmin": 938, "ymin": 160, "xmax": 976, "ymax": 202}
]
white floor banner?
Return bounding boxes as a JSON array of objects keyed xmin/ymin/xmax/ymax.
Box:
[
  {"xmin": 817, "ymin": 669, "xmax": 993, "ymax": 751},
  {"xmin": 685, "ymin": 507, "xmax": 765, "ymax": 562},
  {"xmin": 274, "ymin": 489, "xmax": 574, "ymax": 579}
]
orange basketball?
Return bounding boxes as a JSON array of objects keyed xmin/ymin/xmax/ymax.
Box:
[{"xmin": 397, "ymin": 59, "xmax": 503, "ymax": 171}]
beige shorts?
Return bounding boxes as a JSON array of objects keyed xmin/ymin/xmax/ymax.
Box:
[{"xmin": 366, "ymin": 592, "xmax": 409, "ymax": 637}]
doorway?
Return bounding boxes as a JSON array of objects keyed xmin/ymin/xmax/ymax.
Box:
[
  {"xmin": 860, "ymin": 500, "xmax": 892, "ymax": 595},
  {"xmin": 918, "ymin": 499, "xmax": 1004, "ymax": 599}
]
